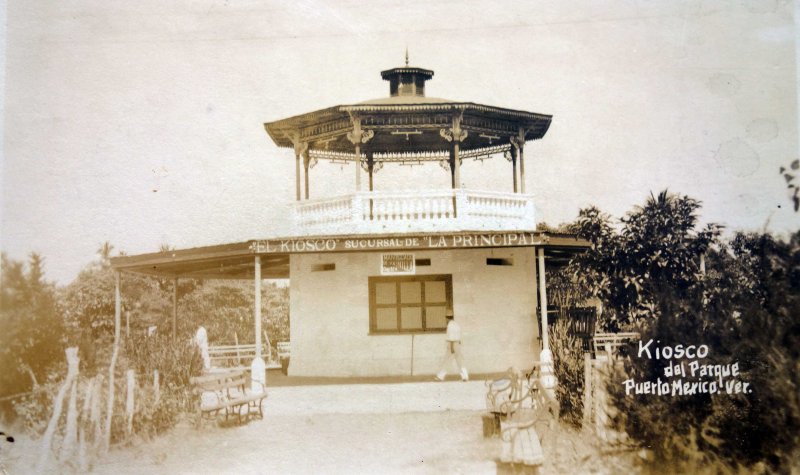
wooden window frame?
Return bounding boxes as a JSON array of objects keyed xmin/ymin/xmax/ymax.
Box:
[{"xmin": 368, "ymin": 274, "xmax": 452, "ymax": 335}]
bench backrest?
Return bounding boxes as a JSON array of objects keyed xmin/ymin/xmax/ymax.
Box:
[
  {"xmin": 190, "ymin": 371, "xmax": 249, "ymax": 393},
  {"xmin": 593, "ymin": 332, "xmax": 640, "ymax": 359},
  {"xmin": 207, "ymin": 344, "xmax": 270, "ymax": 367},
  {"xmin": 276, "ymin": 342, "xmax": 290, "ymax": 358}
]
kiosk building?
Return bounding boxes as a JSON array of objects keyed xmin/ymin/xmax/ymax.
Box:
[{"xmin": 111, "ymin": 58, "xmax": 588, "ymax": 378}]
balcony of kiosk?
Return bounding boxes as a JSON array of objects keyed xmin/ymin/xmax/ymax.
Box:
[
  {"xmin": 294, "ymin": 188, "xmax": 535, "ymax": 235},
  {"xmin": 263, "ymin": 59, "xmax": 552, "ymax": 237}
]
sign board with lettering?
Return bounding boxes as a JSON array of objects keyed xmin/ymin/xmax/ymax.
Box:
[
  {"xmin": 248, "ymin": 232, "xmax": 555, "ymax": 254},
  {"xmin": 381, "ymin": 253, "xmax": 415, "ymax": 275}
]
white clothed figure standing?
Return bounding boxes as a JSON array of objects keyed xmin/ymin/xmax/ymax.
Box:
[
  {"xmin": 194, "ymin": 326, "xmax": 211, "ymax": 371},
  {"xmin": 435, "ymin": 309, "xmax": 469, "ymax": 381}
]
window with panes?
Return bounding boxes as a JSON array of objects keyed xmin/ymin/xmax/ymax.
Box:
[{"xmin": 368, "ymin": 275, "xmax": 452, "ymax": 334}]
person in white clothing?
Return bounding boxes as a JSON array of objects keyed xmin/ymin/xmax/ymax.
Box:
[
  {"xmin": 194, "ymin": 326, "xmax": 211, "ymax": 371},
  {"xmin": 435, "ymin": 309, "xmax": 469, "ymax": 381}
]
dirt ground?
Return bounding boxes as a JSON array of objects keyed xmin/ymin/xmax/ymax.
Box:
[
  {"xmin": 4, "ymin": 379, "xmax": 641, "ymax": 474},
  {"xmin": 88, "ymin": 413, "xmax": 637, "ymax": 474}
]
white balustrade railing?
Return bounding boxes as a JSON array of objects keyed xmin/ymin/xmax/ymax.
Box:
[{"xmin": 293, "ymin": 189, "xmax": 535, "ymax": 235}]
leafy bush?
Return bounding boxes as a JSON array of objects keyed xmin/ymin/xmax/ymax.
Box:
[
  {"xmin": 178, "ymin": 281, "xmax": 289, "ymax": 353},
  {"xmin": 0, "ymin": 253, "xmax": 65, "ymax": 419},
  {"xmin": 13, "ymin": 333, "xmax": 202, "ymax": 447},
  {"xmin": 550, "ymin": 319, "xmax": 585, "ymax": 427},
  {"xmin": 12, "ymin": 371, "xmax": 66, "ymax": 436},
  {"xmin": 571, "ymin": 191, "xmax": 800, "ymax": 472},
  {"xmin": 118, "ymin": 332, "xmax": 203, "ymax": 439}
]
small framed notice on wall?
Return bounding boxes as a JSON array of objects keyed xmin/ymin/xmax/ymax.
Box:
[{"xmin": 381, "ymin": 253, "xmax": 415, "ymax": 275}]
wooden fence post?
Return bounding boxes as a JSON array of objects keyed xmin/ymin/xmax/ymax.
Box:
[
  {"xmin": 59, "ymin": 376, "xmax": 80, "ymax": 462},
  {"xmin": 126, "ymin": 370, "xmax": 135, "ymax": 438},
  {"xmin": 104, "ymin": 271, "xmax": 122, "ymax": 453},
  {"xmin": 583, "ymin": 352, "xmax": 593, "ymax": 430},
  {"xmin": 78, "ymin": 377, "xmax": 95, "ymax": 472},
  {"xmin": 37, "ymin": 347, "xmax": 79, "ymax": 472},
  {"xmin": 91, "ymin": 375, "xmax": 104, "ymax": 452}
]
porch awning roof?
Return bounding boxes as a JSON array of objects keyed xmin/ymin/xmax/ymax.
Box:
[{"xmin": 109, "ymin": 231, "xmax": 590, "ymax": 280}]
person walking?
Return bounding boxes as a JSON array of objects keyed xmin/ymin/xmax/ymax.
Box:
[{"xmin": 435, "ymin": 309, "xmax": 469, "ymax": 381}]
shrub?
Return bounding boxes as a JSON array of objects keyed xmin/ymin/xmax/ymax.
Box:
[
  {"xmin": 13, "ymin": 333, "xmax": 202, "ymax": 448},
  {"xmin": 572, "ymin": 191, "xmax": 800, "ymax": 472},
  {"xmin": 0, "ymin": 253, "xmax": 65, "ymax": 419},
  {"xmin": 550, "ymin": 319, "xmax": 585, "ymax": 428},
  {"xmin": 118, "ymin": 332, "xmax": 203, "ymax": 438}
]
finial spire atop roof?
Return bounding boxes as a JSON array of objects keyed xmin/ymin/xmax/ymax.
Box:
[{"xmin": 380, "ymin": 57, "xmax": 434, "ymax": 97}]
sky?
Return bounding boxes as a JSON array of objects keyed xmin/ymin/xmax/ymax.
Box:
[{"xmin": 2, "ymin": 0, "xmax": 799, "ymax": 284}]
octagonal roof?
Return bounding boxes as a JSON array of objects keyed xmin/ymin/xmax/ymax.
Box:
[{"xmin": 264, "ymin": 63, "xmax": 552, "ymax": 155}]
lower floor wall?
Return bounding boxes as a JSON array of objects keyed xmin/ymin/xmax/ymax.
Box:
[{"xmin": 288, "ymin": 247, "xmax": 542, "ymax": 377}]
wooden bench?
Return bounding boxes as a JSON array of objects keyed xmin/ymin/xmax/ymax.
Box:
[
  {"xmin": 496, "ymin": 375, "xmax": 559, "ymax": 474},
  {"xmin": 484, "ymin": 366, "xmax": 541, "ymax": 437},
  {"xmin": 190, "ymin": 370, "xmax": 267, "ymax": 428}
]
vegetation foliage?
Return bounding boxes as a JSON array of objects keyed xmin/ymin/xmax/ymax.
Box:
[
  {"xmin": 567, "ymin": 190, "xmax": 799, "ymax": 472},
  {"xmin": 1, "ymin": 243, "xmax": 289, "ymax": 448}
]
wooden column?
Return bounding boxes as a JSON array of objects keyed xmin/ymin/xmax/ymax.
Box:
[
  {"xmin": 440, "ymin": 113, "xmax": 467, "ymax": 216},
  {"xmin": 453, "ymin": 141, "xmax": 461, "ymax": 189},
  {"xmin": 254, "ymin": 256, "xmax": 262, "ymax": 360},
  {"xmin": 512, "ymin": 128, "xmax": 526, "ymax": 194},
  {"xmin": 291, "ymin": 136, "xmax": 307, "ymax": 201},
  {"xmin": 172, "ymin": 278, "xmax": 178, "ymax": 340},
  {"xmin": 355, "ymin": 144, "xmax": 362, "ymax": 191},
  {"xmin": 115, "ymin": 272, "xmax": 121, "ymax": 343},
  {"xmin": 347, "ymin": 116, "xmax": 373, "ymax": 193},
  {"xmin": 537, "ymin": 248, "xmax": 550, "ymax": 352},
  {"xmin": 449, "ymin": 147, "xmax": 457, "ymax": 189},
  {"xmin": 367, "ymin": 153, "xmax": 375, "ymax": 220},
  {"xmin": 510, "ymin": 146, "xmax": 518, "ymax": 193},
  {"xmin": 303, "ymin": 150, "xmax": 310, "ymax": 200},
  {"xmin": 367, "ymin": 153, "xmax": 374, "ymax": 191},
  {"xmin": 519, "ymin": 142, "xmax": 526, "ymax": 194},
  {"xmin": 295, "ymin": 150, "xmax": 302, "ymax": 201}
]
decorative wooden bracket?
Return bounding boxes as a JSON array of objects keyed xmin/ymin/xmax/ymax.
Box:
[{"xmin": 440, "ymin": 112, "xmax": 468, "ymax": 143}]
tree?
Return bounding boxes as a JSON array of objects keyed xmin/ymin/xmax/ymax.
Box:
[
  {"xmin": 569, "ymin": 191, "xmax": 721, "ymax": 330},
  {"xmin": 0, "ymin": 253, "xmax": 65, "ymax": 404},
  {"xmin": 570, "ymin": 191, "xmax": 799, "ymax": 471},
  {"xmin": 178, "ymin": 281, "xmax": 289, "ymax": 353},
  {"xmin": 61, "ymin": 243, "xmax": 172, "ymax": 371}
]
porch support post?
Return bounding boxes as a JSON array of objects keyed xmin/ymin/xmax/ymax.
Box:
[
  {"xmin": 367, "ymin": 152, "xmax": 375, "ymax": 220},
  {"xmin": 347, "ymin": 115, "xmax": 374, "ymax": 193},
  {"xmin": 537, "ymin": 247, "xmax": 549, "ymax": 351},
  {"xmin": 510, "ymin": 146, "xmax": 518, "ymax": 193},
  {"xmin": 303, "ymin": 149, "xmax": 311, "ymax": 200},
  {"xmin": 446, "ymin": 111, "xmax": 466, "ymax": 189},
  {"xmin": 295, "ymin": 151, "xmax": 301, "ymax": 201},
  {"xmin": 440, "ymin": 110, "xmax": 468, "ymax": 215},
  {"xmin": 254, "ymin": 256, "xmax": 262, "ymax": 360},
  {"xmin": 355, "ymin": 144, "xmax": 362, "ymax": 191},
  {"xmin": 115, "ymin": 272, "xmax": 121, "ymax": 343},
  {"xmin": 293, "ymin": 138, "xmax": 308, "ymax": 201},
  {"xmin": 452, "ymin": 141, "xmax": 461, "ymax": 189},
  {"xmin": 537, "ymin": 246, "xmax": 557, "ymax": 396},
  {"xmin": 172, "ymin": 278, "xmax": 178, "ymax": 340},
  {"xmin": 511, "ymin": 128, "xmax": 526, "ymax": 194},
  {"xmin": 367, "ymin": 152, "xmax": 374, "ymax": 192},
  {"xmin": 519, "ymin": 141, "xmax": 525, "ymax": 194},
  {"xmin": 251, "ymin": 255, "xmax": 266, "ymax": 392}
]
